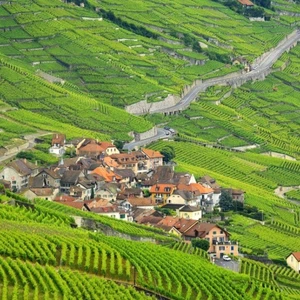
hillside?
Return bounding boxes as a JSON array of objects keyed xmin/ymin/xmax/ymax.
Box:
[
  {"xmin": 0, "ymin": 0, "xmax": 300, "ymax": 298},
  {"xmin": 0, "ymin": 194, "xmax": 300, "ymax": 299}
]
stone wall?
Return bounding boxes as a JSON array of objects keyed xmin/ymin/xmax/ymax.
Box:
[
  {"xmin": 125, "ymin": 94, "xmax": 180, "ymax": 114},
  {"xmin": 134, "ymin": 127, "xmax": 157, "ymax": 141}
]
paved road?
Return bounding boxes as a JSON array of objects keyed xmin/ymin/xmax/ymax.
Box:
[
  {"xmin": 214, "ymin": 258, "xmax": 240, "ymax": 272},
  {"xmin": 123, "ymin": 128, "xmax": 172, "ymax": 151},
  {"xmin": 150, "ymin": 30, "xmax": 300, "ymax": 114}
]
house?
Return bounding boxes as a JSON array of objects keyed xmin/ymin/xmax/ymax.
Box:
[
  {"xmin": 77, "ymin": 139, "xmax": 119, "ymax": 158},
  {"xmin": 96, "ymin": 182, "xmax": 120, "ymax": 201},
  {"xmin": 149, "ymin": 183, "xmax": 176, "ymax": 204},
  {"xmin": 90, "ymin": 205, "xmax": 130, "ymax": 221},
  {"xmin": 182, "ymin": 222, "xmax": 238, "ymax": 258},
  {"xmin": 141, "ymin": 148, "xmax": 164, "ymax": 170},
  {"xmin": 238, "ymin": 0, "xmax": 254, "ymax": 7},
  {"xmin": 60, "ymin": 170, "xmax": 84, "ymax": 193},
  {"xmin": 34, "ymin": 169, "xmax": 61, "ymax": 188},
  {"xmin": 286, "ymin": 252, "xmax": 300, "ymax": 273},
  {"xmin": 114, "ymin": 169, "xmax": 136, "ymax": 186},
  {"xmin": 23, "ymin": 187, "xmax": 59, "ymax": 201},
  {"xmin": 91, "ymin": 167, "xmax": 120, "ymax": 183},
  {"xmin": 177, "ymin": 205, "xmax": 202, "ymax": 220},
  {"xmin": 222, "ymin": 188, "xmax": 245, "ymax": 203},
  {"xmin": 160, "ymin": 204, "xmax": 202, "ymax": 220},
  {"xmin": 126, "ymin": 197, "xmax": 156, "ymax": 210},
  {"xmin": 0, "ymin": 159, "xmax": 39, "ymax": 191},
  {"xmin": 110, "ymin": 151, "xmax": 149, "ymax": 174},
  {"xmin": 49, "ymin": 133, "xmax": 65, "ymax": 156}
]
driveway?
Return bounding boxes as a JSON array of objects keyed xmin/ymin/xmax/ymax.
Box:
[{"xmin": 214, "ymin": 258, "xmax": 240, "ymax": 272}]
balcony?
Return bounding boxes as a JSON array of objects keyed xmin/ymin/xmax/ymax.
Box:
[{"xmin": 213, "ymin": 240, "xmax": 238, "ymax": 245}]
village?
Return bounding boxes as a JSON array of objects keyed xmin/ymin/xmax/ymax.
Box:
[{"xmin": 0, "ymin": 134, "xmax": 246, "ymax": 259}]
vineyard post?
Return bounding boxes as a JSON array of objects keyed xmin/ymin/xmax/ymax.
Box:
[{"xmin": 132, "ymin": 265, "xmax": 136, "ymax": 286}]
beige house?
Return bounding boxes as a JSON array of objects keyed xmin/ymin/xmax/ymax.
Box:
[
  {"xmin": 23, "ymin": 187, "xmax": 59, "ymax": 201},
  {"xmin": 141, "ymin": 148, "xmax": 164, "ymax": 170},
  {"xmin": 286, "ymin": 252, "xmax": 300, "ymax": 273},
  {"xmin": 183, "ymin": 223, "xmax": 238, "ymax": 258},
  {"xmin": 0, "ymin": 159, "xmax": 39, "ymax": 191},
  {"xmin": 177, "ymin": 205, "xmax": 202, "ymax": 220}
]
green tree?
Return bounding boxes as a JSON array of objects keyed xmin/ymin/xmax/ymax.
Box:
[
  {"xmin": 161, "ymin": 146, "xmax": 175, "ymax": 163},
  {"xmin": 219, "ymin": 191, "xmax": 234, "ymax": 212},
  {"xmin": 191, "ymin": 238, "xmax": 210, "ymax": 251}
]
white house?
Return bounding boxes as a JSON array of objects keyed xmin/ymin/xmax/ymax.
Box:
[
  {"xmin": 0, "ymin": 159, "xmax": 39, "ymax": 191},
  {"xmin": 49, "ymin": 134, "xmax": 66, "ymax": 156},
  {"xmin": 286, "ymin": 252, "xmax": 300, "ymax": 273}
]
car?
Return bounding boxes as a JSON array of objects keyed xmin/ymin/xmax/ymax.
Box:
[
  {"xmin": 164, "ymin": 126, "xmax": 170, "ymax": 130},
  {"xmin": 222, "ymin": 255, "xmax": 231, "ymax": 261}
]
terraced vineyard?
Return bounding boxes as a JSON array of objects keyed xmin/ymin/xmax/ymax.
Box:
[{"xmin": 0, "ymin": 196, "xmax": 299, "ymax": 300}]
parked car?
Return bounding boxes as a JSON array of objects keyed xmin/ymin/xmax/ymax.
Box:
[{"xmin": 222, "ymin": 255, "xmax": 231, "ymax": 261}]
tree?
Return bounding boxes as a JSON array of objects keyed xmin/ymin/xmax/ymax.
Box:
[
  {"xmin": 161, "ymin": 146, "xmax": 175, "ymax": 163},
  {"xmin": 191, "ymin": 238, "xmax": 210, "ymax": 251},
  {"xmin": 219, "ymin": 190, "xmax": 234, "ymax": 212}
]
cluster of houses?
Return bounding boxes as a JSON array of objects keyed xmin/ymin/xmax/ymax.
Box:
[{"xmin": 0, "ymin": 134, "xmax": 245, "ymax": 258}]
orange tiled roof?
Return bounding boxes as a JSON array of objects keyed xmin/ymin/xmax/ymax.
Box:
[
  {"xmin": 54, "ymin": 195, "xmax": 76, "ymax": 202},
  {"xmin": 149, "ymin": 184, "xmax": 176, "ymax": 194},
  {"xmin": 92, "ymin": 167, "xmax": 121, "ymax": 182},
  {"xmin": 103, "ymin": 156, "xmax": 120, "ymax": 168},
  {"xmin": 79, "ymin": 142, "xmax": 105, "ymax": 153},
  {"xmin": 142, "ymin": 148, "xmax": 164, "ymax": 159},
  {"xmin": 157, "ymin": 216, "xmax": 180, "ymax": 227},
  {"xmin": 291, "ymin": 252, "xmax": 300, "ymax": 262},
  {"xmin": 177, "ymin": 183, "xmax": 213, "ymax": 194},
  {"xmin": 52, "ymin": 133, "xmax": 65, "ymax": 146}
]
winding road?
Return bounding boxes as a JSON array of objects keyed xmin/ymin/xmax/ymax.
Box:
[
  {"xmin": 123, "ymin": 30, "xmax": 300, "ymax": 150},
  {"xmin": 150, "ymin": 29, "xmax": 300, "ymax": 114}
]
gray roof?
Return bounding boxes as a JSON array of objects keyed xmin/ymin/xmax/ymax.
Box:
[
  {"xmin": 161, "ymin": 204, "xmax": 185, "ymax": 210},
  {"xmin": 179, "ymin": 205, "xmax": 201, "ymax": 212},
  {"xmin": 61, "ymin": 170, "xmax": 82, "ymax": 185},
  {"xmin": 7, "ymin": 159, "xmax": 38, "ymax": 176},
  {"xmin": 173, "ymin": 190, "xmax": 196, "ymax": 200}
]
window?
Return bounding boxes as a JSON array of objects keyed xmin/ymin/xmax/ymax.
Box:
[
  {"xmin": 231, "ymin": 246, "xmax": 234, "ymax": 251},
  {"xmin": 219, "ymin": 246, "xmax": 225, "ymax": 251},
  {"xmin": 220, "ymin": 230, "xmax": 223, "ymax": 234},
  {"xmin": 213, "ymin": 231, "xmax": 217, "ymax": 235}
]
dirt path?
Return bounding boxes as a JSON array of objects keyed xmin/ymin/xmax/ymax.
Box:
[{"xmin": 0, "ymin": 131, "xmax": 52, "ymax": 163}]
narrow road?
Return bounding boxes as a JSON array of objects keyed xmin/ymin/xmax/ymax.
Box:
[
  {"xmin": 123, "ymin": 128, "xmax": 171, "ymax": 151},
  {"xmin": 0, "ymin": 132, "xmax": 52, "ymax": 163},
  {"xmin": 150, "ymin": 29, "xmax": 300, "ymax": 114}
]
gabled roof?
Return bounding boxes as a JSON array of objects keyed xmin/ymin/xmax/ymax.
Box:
[
  {"xmin": 92, "ymin": 167, "xmax": 119, "ymax": 182},
  {"xmin": 127, "ymin": 197, "xmax": 155, "ymax": 207},
  {"xmin": 36, "ymin": 168, "xmax": 61, "ymax": 179},
  {"xmin": 289, "ymin": 252, "xmax": 300, "ymax": 262},
  {"xmin": 61, "ymin": 170, "xmax": 82, "ymax": 184},
  {"xmin": 114, "ymin": 168, "xmax": 135, "ymax": 179},
  {"xmin": 142, "ymin": 148, "xmax": 164, "ymax": 159},
  {"xmin": 7, "ymin": 159, "xmax": 38, "ymax": 176},
  {"xmin": 183, "ymin": 222, "xmax": 227, "ymax": 237},
  {"xmin": 52, "ymin": 133, "xmax": 65, "ymax": 146},
  {"xmin": 177, "ymin": 183, "xmax": 213, "ymax": 194},
  {"xmin": 103, "ymin": 156, "xmax": 120, "ymax": 168},
  {"xmin": 173, "ymin": 189, "xmax": 199, "ymax": 200},
  {"xmin": 29, "ymin": 188, "xmax": 54, "ymax": 197},
  {"xmin": 139, "ymin": 215, "xmax": 163, "ymax": 225}
]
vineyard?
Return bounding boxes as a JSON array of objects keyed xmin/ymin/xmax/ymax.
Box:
[{"xmin": 0, "ymin": 195, "xmax": 299, "ymax": 300}]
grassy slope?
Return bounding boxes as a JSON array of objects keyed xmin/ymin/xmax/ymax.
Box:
[{"xmin": 0, "ymin": 195, "xmax": 299, "ymax": 299}]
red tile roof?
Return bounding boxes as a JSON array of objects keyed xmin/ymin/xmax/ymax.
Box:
[
  {"xmin": 92, "ymin": 167, "xmax": 120, "ymax": 182},
  {"xmin": 291, "ymin": 252, "xmax": 300, "ymax": 262},
  {"xmin": 128, "ymin": 197, "xmax": 155, "ymax": 207}
]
